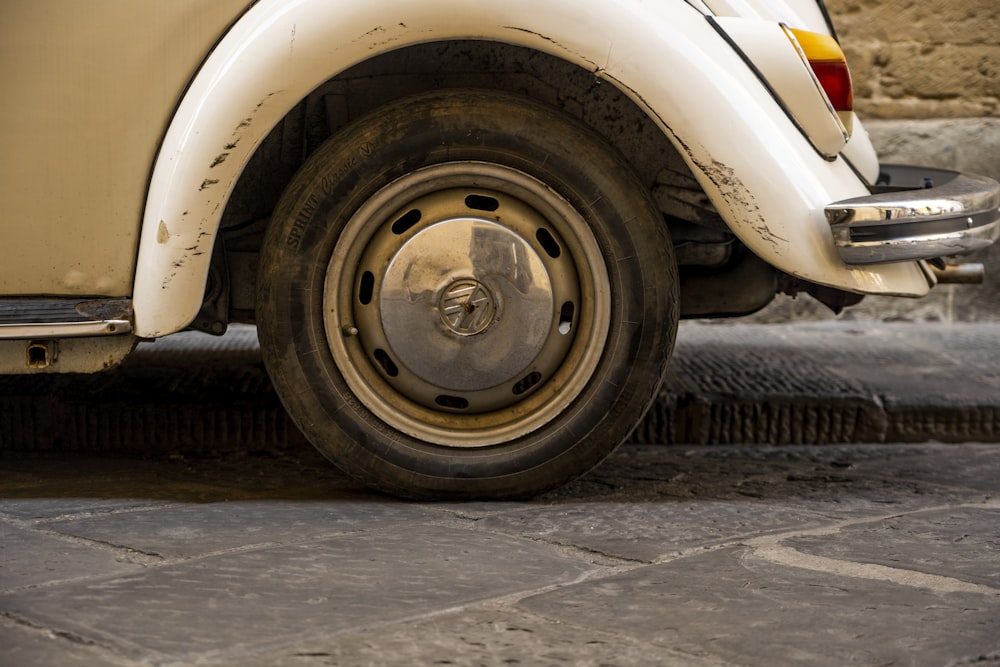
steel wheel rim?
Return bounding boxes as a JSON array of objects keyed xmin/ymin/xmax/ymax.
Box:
[{"xmin": 323, "ymin": 162, "xmax": 611, "ymax": 448}]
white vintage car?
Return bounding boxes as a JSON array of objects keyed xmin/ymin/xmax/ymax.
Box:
[{"xmin": 1, "ymin": 0, "xmax": 997, "ymax": 498}]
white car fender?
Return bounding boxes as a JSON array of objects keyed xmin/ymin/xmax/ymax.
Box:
[{"xmin": 133, "ymin": 0, "xmax": 931, "ymax": 338}]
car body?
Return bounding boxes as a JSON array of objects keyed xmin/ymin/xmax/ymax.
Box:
[{"xmin": 2, "ymin": 0, "xmax": 998, "ymax": 498}]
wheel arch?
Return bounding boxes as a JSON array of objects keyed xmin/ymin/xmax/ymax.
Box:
[
  {"xmin": 134, "ymin": 0, "xmax": 711, "ymax": 337},
  {"xmin": 133, "ymin": 0, "xmax": 928, "ymax": 338}
]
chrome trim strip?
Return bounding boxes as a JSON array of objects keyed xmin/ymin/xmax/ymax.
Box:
[
  {"xmin": 0, "ymin": 319, "xmax": 132, "ymax": 340},
  {"xmin": 826, "ymin": 165, "xmax": 1000, "ymax": 264}
]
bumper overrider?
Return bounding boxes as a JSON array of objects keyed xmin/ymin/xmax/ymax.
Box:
[{"xmin": 826, "ymin": 165, "xmax": 1000, "ymax": 265}]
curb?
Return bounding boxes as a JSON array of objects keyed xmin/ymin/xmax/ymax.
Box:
[{"xmin": 2, "ymin": 322, "xmax": 998, "ymax": 453}]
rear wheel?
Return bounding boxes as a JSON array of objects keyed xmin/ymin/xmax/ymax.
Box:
[{"xmin": 257, "ymin": 90, "xmax": 678, "ymax": 499}]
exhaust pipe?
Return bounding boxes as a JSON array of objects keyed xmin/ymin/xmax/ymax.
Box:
[{"xmin": 931, "ymin": 262, "xmax": 985, "ymax": 284}]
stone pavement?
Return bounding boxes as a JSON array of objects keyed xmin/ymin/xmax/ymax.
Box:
[
  {"xmin": 2, "ymin": 321, "xmax": 1000, "ymax": 665},
  {"xmin": 1, "ymin": 443, "xmax": 999, "ymax": 666}
]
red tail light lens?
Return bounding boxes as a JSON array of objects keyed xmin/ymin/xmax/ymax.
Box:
[{"xmin": 809, "ymin": 60, "xmax": 853, "ymax": 112}]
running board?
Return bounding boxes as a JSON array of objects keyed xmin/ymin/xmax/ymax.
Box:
[{"xmin": 0, "ymin": 298, "xmax": 132, "ymax": 339}]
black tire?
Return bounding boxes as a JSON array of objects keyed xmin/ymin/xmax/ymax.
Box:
[{"xmin": 257, "ymin": 90, "xmax": 678, "ymax": 499}]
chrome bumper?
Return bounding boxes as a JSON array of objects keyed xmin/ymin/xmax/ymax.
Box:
[{"xmin": 825, "ymin": 165, "xmax": 1000, "ymax": 264}]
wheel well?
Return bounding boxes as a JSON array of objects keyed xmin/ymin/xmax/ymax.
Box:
[{"xmin": 204, "ymin": 40, "xmax": 735, "ymax": 331}]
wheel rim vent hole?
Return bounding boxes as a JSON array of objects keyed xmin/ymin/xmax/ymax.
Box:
[
  {"xmin": 464, "ymin": 194, "xmax": 500, "ymax": 212},
  {"xmin": 536, "ymin": 228, "xmax": 561, "ymax": 258},
  {"xmin": 391, "ymin": 209, "xmax": 422, "ymax": 235},
  {"xmin": 435, "ymin": 395, "xmax": 470, "ymax": 410},
  {"xmin": 373, "ymin": 348, "xmax": 398, "ymax": 377},
  {"xmin": 358, "ymin": 271, "xmax": 375, "ymax": 305},
  {"xmin": 559, "ymin": 301, "xmax": 575, "ymax": 335},
  {"xmin": 512, "ymin": 371, "xmax": 542, "ymax": 396}
]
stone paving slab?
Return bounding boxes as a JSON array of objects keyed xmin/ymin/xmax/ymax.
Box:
[
  {"xmin": 40, "ymin": 499, "xmax": 446, "ymax": 560},
  {"xmin": 0, "ymin": 522, "xmax": 143, "ymax": 590},
  {"xmin": 519, "ymin": 545, "xmax": 1000, "ymax": 667},
  {"xmin": 2, "ymin": 444, "xmax": 999, "ymax": 666},
  {"xmin": 1, "ymin": 526, "xmax": 594, "ymax": 664},
  {"xmin": 236, "ymin": 609, "xmax": 729, "ymax": 667},
  {"xmin": 472, "ymin": 500, "xmax": 828, "ymax": 563},
  {"xmin": 0, "ymin": 617, "xmax": 134, "ymax": 667},
  {"xmin": 786, "ymin": 507, "xmax": 1000, "ymax": 589},
  {"xmin": 527, "ymin": 444, "xmax": 996, "ymax": 521},
  {"xmin": 455, "ymin": 445, "xmax": 1000, "ymax": 563}
]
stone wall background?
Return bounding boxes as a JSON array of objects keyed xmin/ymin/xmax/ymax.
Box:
[
  {"xmin": 826, "ymin": 0, "xmax": 998, "ymax": 119},
  {"xmin": 754, "ymin": 0, "xmax": 1000, "ymax": 322}
]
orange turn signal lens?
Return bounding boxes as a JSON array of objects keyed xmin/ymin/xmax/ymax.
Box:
[{"xmin": 787, "ymin": 28, "xmax": 854, "ymax": 113}]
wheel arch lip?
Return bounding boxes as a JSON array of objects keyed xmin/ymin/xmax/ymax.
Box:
[{"xmin": 133, "ymin": 0, "xmax": 925, "ymax": 338}]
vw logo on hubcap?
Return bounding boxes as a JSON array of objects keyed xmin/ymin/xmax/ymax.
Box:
[{"xmin": 439, "ymin": 279, "xmax": 496, "ymax": 336}]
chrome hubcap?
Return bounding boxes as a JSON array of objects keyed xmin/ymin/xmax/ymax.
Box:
[
  {"xmin": 373, "ymin": 212, "xmax": 561, "ymax": 398},
  {"xmin": 323, "ymin": 162, "xmax": 610, "ymax": 447}
]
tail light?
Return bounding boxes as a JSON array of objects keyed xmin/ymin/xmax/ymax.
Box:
[{"xmin": 785, "ymin": 27, "xmax": 854, "ymax": 129}]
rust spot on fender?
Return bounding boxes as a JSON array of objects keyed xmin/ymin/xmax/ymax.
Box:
[{"xmin": 685, "ymin": 152, "xmax": 788, "ymax": 249}]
